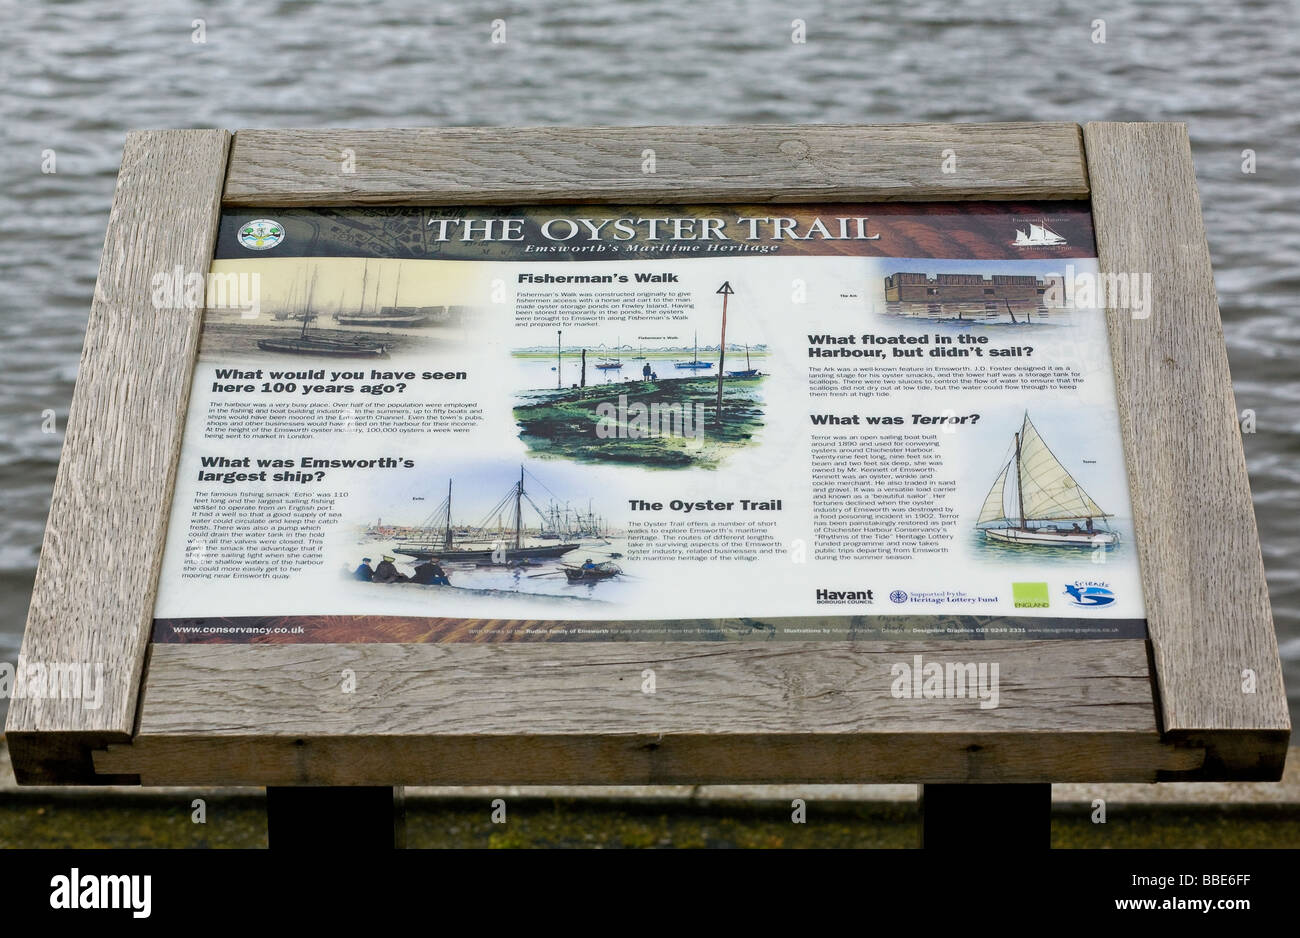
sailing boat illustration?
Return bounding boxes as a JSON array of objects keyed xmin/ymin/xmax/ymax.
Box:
[
  {"xmin": 1012, "ymin": 220, "xmax": 1067, "ymax": 247},
  {"xmin": 674, "ymin": 331, "xmax": 713, "ymax": 369},
  {"xmin": 725, "ymin": 343, "xmax": 761, "ymax": 378},
  {"xmin": 595, "ymin": 335, "xmax": 623, "ymax": 370},
  {"xmin": 394, "ymin": 468, "xmax": 581, "ymax": 562},
  {"xmin": 976, "ymin": 413, "xmax": 1118, "ymax": 548}
]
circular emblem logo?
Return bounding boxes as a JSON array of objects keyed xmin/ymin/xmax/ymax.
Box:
[
  {"xmin": 1064, "ymin": 582, "xmax": 1116, "ymax": 608},
  {"xmin": 889, "ymin": 590, "xmax": 908, "ymax": 604},
  {"xmin": 238, "ymin": 218, "xmax": 284, "ymax": 251}
]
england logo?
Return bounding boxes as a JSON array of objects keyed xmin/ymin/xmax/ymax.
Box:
[{"xmin": 238, "ymin": 218, "xmax": 284, "ymax": 251}]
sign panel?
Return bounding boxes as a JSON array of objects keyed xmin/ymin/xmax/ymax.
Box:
[{"xmin": 151, "ymin": 202, "xmax": 1146, "ymax": 642}]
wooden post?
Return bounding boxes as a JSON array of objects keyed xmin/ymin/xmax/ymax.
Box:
[
  {"xmin": 580, "ymin": 348, "xmax": 586, "ymax": 387},
  {"xmin": 1083, "ymin": 122, "xmax": 1289, "ymax": 775},
  {"xmin": 3, "ymin": 129, "xmax": 231, "ymax": 783}
]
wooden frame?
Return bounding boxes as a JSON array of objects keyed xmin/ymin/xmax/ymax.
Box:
[{"xmin": 7, "ymin": 124, "xmax": 1288, "ymax": 786}]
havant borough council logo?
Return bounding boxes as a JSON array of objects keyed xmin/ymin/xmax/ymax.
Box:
[
  {"xmin": 1064, "ymin": 580, "xmax": 1115, "ymax": 608},
  {"xmin": 238, "ymin": 218, "xmax": 284, "ymax": 251}
]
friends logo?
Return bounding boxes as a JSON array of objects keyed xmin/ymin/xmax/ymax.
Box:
[{"xmin": 1065, "ymin": 580, "xmax": 1116, "ymax": 608}]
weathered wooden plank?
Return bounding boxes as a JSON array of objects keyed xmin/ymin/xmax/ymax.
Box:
[
  {"xmin": 222, "ymin": 124, "xmax": 1090, "ymax": 206},
  {"xmin": 92, "ymin": 641, "xmax": 1204, "ymax": 785},
  {"xmin": 4, "ymin": 130, "xmax": 231, "ymax": 783},
  {"xmin": 1084, "ymin": 122, "xmax": 1290, "ymax": 771},
  {"xmin": 95, "ymin": 733, "xmax": 1194, "ymax": 787}
]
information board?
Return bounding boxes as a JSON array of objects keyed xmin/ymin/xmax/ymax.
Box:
[{"xmin": 151, "ymin": 202, "xmax": 1146, "ymax": 643}]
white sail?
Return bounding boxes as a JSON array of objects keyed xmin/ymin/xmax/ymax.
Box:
[
  {"xmin": 1033, "ymin": 223, "xmax": 1065, "ymax": 245},
  {"xmin": 1013, "ymin": 223, "xmax": 1066, "ymax": 247},
  {"xmin": 1017, "ymin": 416, "xmax": 1110, "ymax": 520},
  {"xmin": 977, "ymin": 462, "xmax": 1010, "ymax": 524}
]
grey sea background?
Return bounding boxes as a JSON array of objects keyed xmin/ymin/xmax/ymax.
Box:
[{"xmin": 0, "ymin": 1, "xmax": 1296, "ymax": 720}]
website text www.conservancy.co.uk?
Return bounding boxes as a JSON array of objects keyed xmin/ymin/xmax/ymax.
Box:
[{"xmin": 167, "ymin": 625, "xmax": 305, "ymax": 636}]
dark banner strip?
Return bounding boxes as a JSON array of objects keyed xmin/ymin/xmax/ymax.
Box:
[
  {"xmin": 153, "ymin": 614, "xmax": 1146, "ymax": 643},
  {"xmin": 216, "ymin": 202, "xmax": 1097, "ymax": 263}
]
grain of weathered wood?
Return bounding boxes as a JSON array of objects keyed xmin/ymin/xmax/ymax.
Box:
[
  {"xmin": 95, "ymin": 733, "xmax": 1194, "ymax": 787},
  {"xmin": 1084, "ymin": 122, "xmax": 1290, "ymax": 774},
  {"xmin": 91, "ymin": 641, "xmax": 1204, "ymax": 785},
  {"xmin": 4, "ymin": 130, "xmax": 231, "ymax": 783},
  {"xmin": 222, "ymin": 124, "xmax": 1090, "ymax": 206}
]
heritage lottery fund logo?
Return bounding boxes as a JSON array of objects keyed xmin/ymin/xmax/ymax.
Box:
[{"xmin": 238, "ymin": 218, "xmax": 284, "ymax": 250}]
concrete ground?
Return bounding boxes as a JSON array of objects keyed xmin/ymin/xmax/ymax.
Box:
[{"xmin": 2, "ymin": 739, "xmax": 1296, "ymax": 848}]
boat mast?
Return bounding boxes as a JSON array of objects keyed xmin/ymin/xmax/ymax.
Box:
[
  {"xmin": 300, "ymin": 269, "xmax": 318, "ymax": 338},
  {"xmin": 514, "ymin": 466, "xmax": 524, "ymax": 550},
  {"xmin": 444, "ymin": 478, "xmax": 453, "ymax": 550},
  {"xmin": 1015, "ymin": 418, "xmax": 1025, "ymax": 530},
  {"xmin": 359, "ymin": 260, "xmax": 369, "ymax": 314}
]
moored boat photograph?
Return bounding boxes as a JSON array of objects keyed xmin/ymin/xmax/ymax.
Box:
[
  {"xmin": 975, "ymin": 411, "xmax": 1120, "ymax": 550},
  {"xmin": 347, "ymin": 464, "xmax": 632, "ymax": 604},
  {"xmin": 197, "ymin": 257, "xmax": 485, "ymax": 363}
]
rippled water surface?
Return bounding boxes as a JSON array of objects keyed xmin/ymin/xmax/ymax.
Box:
[{"xmin": 1, "ymin": 0, "xmax": 1297, "ymax": 717}]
